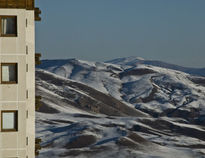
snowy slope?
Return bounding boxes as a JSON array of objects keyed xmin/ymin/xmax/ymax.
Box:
[
  {"xmin": 36, "ymin": 69, "xmax": 146, "ymax": 117},
  {"xmin": 36, "ymin": 57, "xmax": 205, "ymax": 158},
  {"xmin": 36, "ymin": 112, "xmax": 205, "ymax": 158}
]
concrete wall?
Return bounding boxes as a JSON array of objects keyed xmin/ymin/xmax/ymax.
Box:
[{"xmin": 0, "ymin": 9, "xmax": 35, "ymax": 158}]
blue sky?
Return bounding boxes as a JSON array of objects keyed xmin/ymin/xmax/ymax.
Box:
[{"xmin": 35, "ymin": 0, "xmax": 205, "ymax": 68}]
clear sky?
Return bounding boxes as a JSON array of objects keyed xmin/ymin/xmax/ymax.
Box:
[{"xmin": 35, "ymin": 0, "xmax": 205, "ymax": 68}]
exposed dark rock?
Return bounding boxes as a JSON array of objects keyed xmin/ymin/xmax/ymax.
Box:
[
  {"xmin": 65, "ymin": 135, "xmax": 97, "ymax": 149},
  {"xmin": 38, "ymin": 102, "xmax": 60, "ymax": 114},
  {"xmin": 189, "ymin": 76, "xmax": 205, "ymax": 87},
  {"xmin": 119, "ymin": 68, "xmax": 156, "ymax": 78}
]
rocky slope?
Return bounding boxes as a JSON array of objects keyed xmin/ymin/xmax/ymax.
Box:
[{"xmin": 36, "ymin": 69, "xmax": 146, "ymax": 117}]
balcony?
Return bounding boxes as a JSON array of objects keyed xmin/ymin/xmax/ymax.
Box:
[
  {"xmin": 35, "ymin": 53, "xmax": 41, "ymax": 65},
  {"xmin": 35, "ymin": 96, "xmax": 42, "ymax": 111}
]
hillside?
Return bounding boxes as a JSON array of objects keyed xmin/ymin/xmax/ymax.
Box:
[
  {"xmin": 36, "ymin": 69, "xmax": 146, "ymax": 117},
  {"xmin": 36, "ymin": 58, "xmax": 205, "ymax": 158}
]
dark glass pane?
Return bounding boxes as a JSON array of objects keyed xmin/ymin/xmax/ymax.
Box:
[{"xmin": 1, "ymin": 17, "xmax": 17, "ymax": 35}]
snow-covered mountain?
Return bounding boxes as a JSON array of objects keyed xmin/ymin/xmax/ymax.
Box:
[
  {"xmin": 107, "ymin": 56, "xmax": 205, "ymax": 77},
  {"xmin": 38, "ymin": 58, "xmax": 205, "ymax": 119},
  {"xmin": 36, "ymin": 57, "xmax": 205, "ymax": 158}
]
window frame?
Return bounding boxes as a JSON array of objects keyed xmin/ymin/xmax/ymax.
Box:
[
  {"xmin": 0, "ymin": 16, "xmax": 17, "ymax": 37},
  {"xmin": 1, "ymin": 63, "xmax": 18, "ymax": 84},
  {"xmin": 1, "ymin": 110, "xmax": 18, "ymax": 132}
]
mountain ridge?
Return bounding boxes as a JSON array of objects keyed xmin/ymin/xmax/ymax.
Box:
[
  {"xmin": 39, "ymin": 57, "xmax": 205, "ymax": 77},
  {"xmin": 107, "ymin": 56, "xmax": 205, "ymax": 77}
]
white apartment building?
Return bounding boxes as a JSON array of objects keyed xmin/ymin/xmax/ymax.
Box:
[{"xmin": 0, "ymin": 0, "xmax": 41, "ymax": 157}]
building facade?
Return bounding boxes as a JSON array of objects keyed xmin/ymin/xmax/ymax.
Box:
[{"xmin": 0, "ymin": 0, "xmax": 40, "ymax": 157}]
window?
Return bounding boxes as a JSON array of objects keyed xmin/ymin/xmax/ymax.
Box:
[
  {"xmin": 0, "ymin": 16, "xmax": 17, "ymax": 37},
  {"xmin": 1, "ymin": 111, "xmax": 18, "ymax": 132},
  {"xmin": 1, "ymin": 63, "xmax": 18, "ymax": 84}
]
